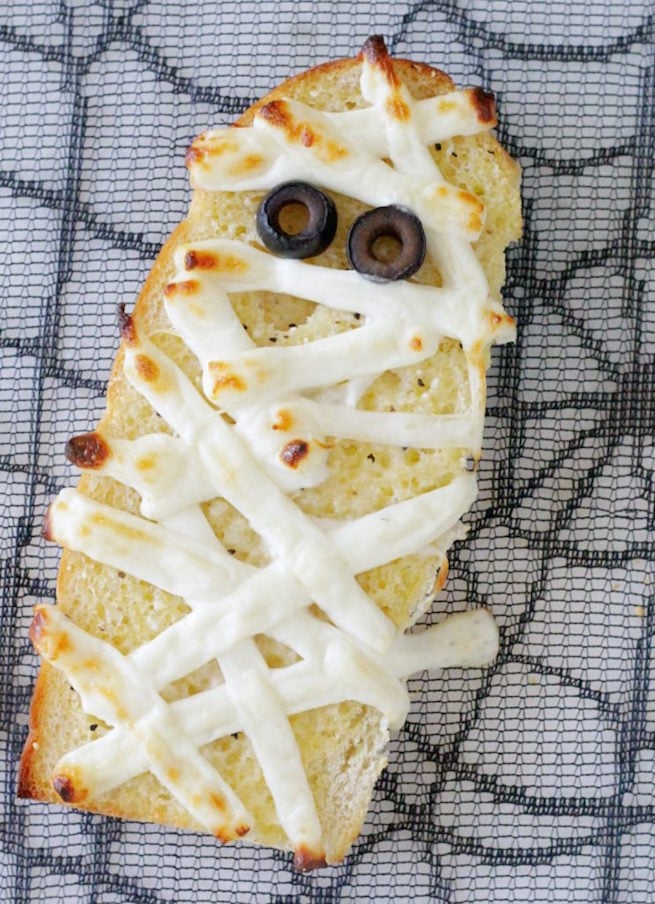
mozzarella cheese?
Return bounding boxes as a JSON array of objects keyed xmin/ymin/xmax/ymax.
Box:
[{"xmin": 34, "ymin": 42, "xmax": 512, "ymax": 863}]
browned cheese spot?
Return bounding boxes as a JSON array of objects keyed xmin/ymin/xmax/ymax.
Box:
[
  {"xmin": 210, "ymin": 361, "xmax": 247, "ymax": 395},
  {"xmin": 48, "ymin": 627, "xmax": 71, "ymax": 661},
  {"xmin": 468, "ymin": 212, "xmax": 483, "ymax": 234},
  {"xmin": 134, "ymin": 354, "xmax": 160, "ymax": 384},
  {"xmin": 360, "ymin": 35, "xmax": 400, "ymax": 88},
  {"xmin": 42, "ymin": 505, "xmax": 54, "ymax": 541},
  {"xmin": 52, "ymin": 774, "xmax": 78, "ymax": 803},
  {"xmin": 28, "ymin": 608, "xmax": 49, "ymax": 650},
  {"xmin": 165, "ymin": 278, "xmax": 200, "ymax": 297},
  {"xmin": 199, "ymin": 137, "xmax": 235, "ymax": 157},
  {"xmin": 185, "ymin": 249, "xmax": 249, "ymax": 275},
  {"xmin": 257, "ymin": 98, "xmax": 291, "ymax": 131},
  {"xmin": 489, "ymin": 311, "xmax": 516, "ymax": 330},
  {"xmin": 186, "ymin": 137, "xmax": 234, "ymax": 167},
  {"xmin": 384, "ymin": 94, "xmax": 411, "ymax": 121},
  {"xmin": 300, "ymin": 126, "xmax": 314, "ymax": 148},
  {"xmin": 185, "ymin": 144, "xmax": 204, "ymax": 167},
  {"xmin": 188, "ymin": 133, "xmax": 265, "ymax": 177},
  {"xmin": 293, "ymin": 847, "xmax": 328, "ymax": 872},
  {"xmin": 434, "ymin": 556, "xmax": 450, "ymax": 594},
  {"xmin": 458, "ymin": 191, "xmax": 485, "ymax": 230},
  {"xmin": 459, "ymin": 189, "xmax": 482, "ymax": 209},
  {"xmin": 184, "ymin": 250, "xmax": 217, "ymax": 271},
  {"xmin": 230, "ymin": 152, "xmax": 264, "ymax": 175},
  {"xmin": 29, "ymin": 608, "xmax": 71, "ymax": 661},
  {"xmin": 209, "ymin": 792, "xmax": 226, "ymax": 812},
  {"xmin": 235, "ymin": 824, "xmax": 250, "ymax": 838},
  {"xmin": 471, "ymin": 86, "xmax": 497, "ymax": 125},
  {"xmin": 460, "ymin": 191, "xmax": 485, "ymax": 234},
  {"xmin": 90, "ymin": 511, "xmax": 155, "ymax": 545},
  {"xmin": 196, "ymin": 135, "xmax": 240, "ymax": 157},
  {"xmin": 214, "ymin": 826, "xmax": 235, "ymax": 844},
  {"xmin": 409, "ymin": 336, "xmax": 423, "ymax": 351},
  {"xmin": 258, "ymin": 100, "xmax": 347, "ymax": 163},
  {"xmin": 65, "ymin": 432, "xmax": 111, "ymax": 470},
  {"xmin": 280, "ymin": 439, "xmax": 309, "ymax": 469},
  {"xmin": 118, "ymin": 305, "xmax": 138, "ymax": 346},
  {"xmin": 272, "ymin": 409, "xmax": 294, "ymax": 431}
]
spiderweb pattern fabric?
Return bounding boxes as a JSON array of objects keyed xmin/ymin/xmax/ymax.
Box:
[{"xmin": 1, "ymin": 1, "xmax": 654, "ymax": 901}]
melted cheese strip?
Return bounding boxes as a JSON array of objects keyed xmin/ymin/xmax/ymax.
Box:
[
  {"xmin": 165, "ymin": 243, "xmax": 502, "ymax": 486},
  {"xmin": 192, "ymin": 86, "xmax": 495, "ymax": 173},
  {"xmin": 32, "ymin": 604, "xmax": 253, "ymax": 840},
  {"xmin": 44, "ymin": 467, "xmax": 483, "ymax": 826},
  {"xmin": 54, "ymin": 608, "xmax": 498, "ymax": 797},
  {"xmin": 359, "ymin": 55, "xmax": 498, "ymax": 428},
  {"xmin": 175, "ymin": 507, "xmax": 324, "ymax": 853},
  {"xmin": 41, "ymin": 44, "xmax": 513, "ymax": 860},
  {"xmin": 190, "ymin": 101, "xmax": 485, "ymax": 240},
  {"xmin": 44, "ymin": 476, "xmax": 484, "ymax": 847},
  {"xmin": 98, "ymin": 434, "xmax": 219, "ymax": 520},
  {"xmin": 50, "ymin": 488, "xmax": 252, "ymax": 602},
  {"xmin": 122, "ymin": 330, "xmax": 396, "ymax": 653},
  {"xmin": 328, "ymin": 88, "xmax": 498, "ymax": 151},
  {"xmin": 47, "ymin": 473, "xmax": 477, "ymax": 690},
  {"xmin": 205, "ymin": 320, "xmax": 438, "ymax": 406},
  {"xmin": 169, "ymin": 241, "xmax": 495, "ymax": 333}
]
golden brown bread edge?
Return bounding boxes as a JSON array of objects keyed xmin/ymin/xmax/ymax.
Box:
[{"xmin": 18, "ymin": 45, "xmax": 522, "ymax": 868}]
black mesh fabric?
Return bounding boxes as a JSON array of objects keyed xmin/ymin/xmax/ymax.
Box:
[{"xmin": 1, "ymin": 1, "xmax": 654, "ymax": 901}]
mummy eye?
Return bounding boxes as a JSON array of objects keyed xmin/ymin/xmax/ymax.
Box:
[
  {"xmin": 256, "ymin": 181, "xmax": 337, "ymax": 259},
  {"xmin": 347, "ymin": 205, "xmax": 426, "ymax": 282}
]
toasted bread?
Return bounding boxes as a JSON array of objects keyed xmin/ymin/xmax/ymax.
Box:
[{"xmin": 19, "ymin": 37, "xmax": 521, "ymax": 867}]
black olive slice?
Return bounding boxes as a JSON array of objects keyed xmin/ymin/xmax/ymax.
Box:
[
  {"xmin": 256, "ymin": 181, "xmax": 337, "ymax": 259},
  {"xmin": 347, "ymin": 205, "xmax": 426, "ymax": 282}
]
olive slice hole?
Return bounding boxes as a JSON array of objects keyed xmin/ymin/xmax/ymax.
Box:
[
  {"xmin": 370, "ymin": 231, "xmax": 403, "ymax": 265},
  {"xmin": 275, "ymin": 202, "xmax": 310, "ymax": 237}
]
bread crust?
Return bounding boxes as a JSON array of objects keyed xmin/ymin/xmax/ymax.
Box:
[{"xmin": 19, "ymin": 47, "xmax": 521, "ymax": 864}]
